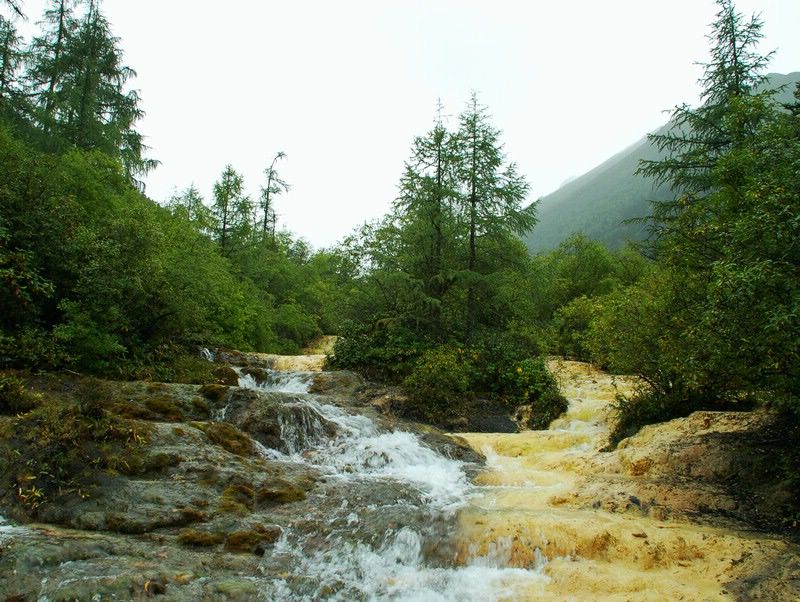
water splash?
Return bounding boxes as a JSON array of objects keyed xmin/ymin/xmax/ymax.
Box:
[
  {"xmin": 237, "ymin": 368, "xmax": 316, "ymax": 394},
  {"xmin": 261, "ymin": 527, "xmax": 550, "ymax": 601},
  {"xmin": 233, "ymin": 367, "xmax": 550, "ymax": 600}
]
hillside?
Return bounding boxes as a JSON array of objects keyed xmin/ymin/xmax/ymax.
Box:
[{"xmin": 524, "ymin": 72, "xmax": 800, "ymax": 253}]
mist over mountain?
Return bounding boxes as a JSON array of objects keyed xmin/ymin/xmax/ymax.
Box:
[{"xmin": 524, "ymin": 71, "xmax": 800, "ymax": 253}]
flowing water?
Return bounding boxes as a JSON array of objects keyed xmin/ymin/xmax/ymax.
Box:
[
  {"xmin": 235, "ymin": 367, "xmax": 552, "ymax": 601},
  {"xmin": 3, "ymin": 359, "xmax": 791, "ymax": 599},
  {"xmin": 247, "ymin": 359, "xmax": 796, "ymax": 600}
]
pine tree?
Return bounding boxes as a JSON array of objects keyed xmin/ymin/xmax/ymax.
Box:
[
  {"xmin": 395, "ymin": 103, "xmax": 460, "ymax": 297},
  {"xmin": 168, "ymin": 184, "xmax": 214, "ymax": 235},
  {"xmin": 0, "ymin": 16, "xmax": 24, "ymax": 108},
  {"xmin": 637, "ymin": 0, "xmax": 774, "ymax": 266},
  {"xmin": 26, "ymin": 0, "xmax": 155, "ymax": 179}
]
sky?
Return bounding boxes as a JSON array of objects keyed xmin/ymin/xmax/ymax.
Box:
[{"xmin": 10, "ymin": 0, "xmax": 800, "ymax": 249}]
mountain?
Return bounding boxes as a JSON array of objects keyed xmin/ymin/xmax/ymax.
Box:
[{"xmin": 523, "ymin": 72, "xmax": 800, "ymax": 253}]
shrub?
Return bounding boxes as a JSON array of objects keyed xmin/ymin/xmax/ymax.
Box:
[
  {"xmin": 0, "ymin": 374, "xmax": 38, "ymax": 415},
  {"xmin": 608, "ymin": 384, "xmax": 696, "ymax": 445},
  {"xmin": 466, "ymin": 330, "xmax": 537, "ymax": 398},
  {"xmin": 503, "ymin": 358, "xmax": 568, "ymax": 429},
  {"xmin": 401, "ymin": 345, "xmax": 470, "ymax": 421},
  {"xmin": 329, "ymin": 320, "xmax": 427, "ymax": 383},
  {"xmin": 529, "ymin": 388, "xmax": 569, "ymax": 430},
  {"xmin": 547, "ymin": 295, "xmax": 597, "ymax": 361}
]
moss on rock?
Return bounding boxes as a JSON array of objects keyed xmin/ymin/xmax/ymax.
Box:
[{"xmin": 199, "ymin": 423, "xmax": 255, "ymax": 457}]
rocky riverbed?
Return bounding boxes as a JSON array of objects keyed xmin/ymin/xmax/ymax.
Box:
[
  {"xmin": 0, "ymin": 356, "xmax": 798, "ymax": 600},
  {"xmin": 456, "ymin": 360, "xmax": 800, "ymax": 600}
]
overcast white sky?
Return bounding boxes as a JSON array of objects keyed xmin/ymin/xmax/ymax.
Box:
[{"xmin": 11, "ymin": 1, "xmax": 800, "ymax": 249}]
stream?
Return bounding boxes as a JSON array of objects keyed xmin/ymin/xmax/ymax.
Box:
[
  {"xmin": 240, "ymin": 358, "xmax": 798, "ymax": 600},
  {"xmin": 1, "ymin": 356, "xmax": 795, "ymax": 599},
  {"xmin": 233, "ymin": 367, "xmax": 550, "ymax": 600}
]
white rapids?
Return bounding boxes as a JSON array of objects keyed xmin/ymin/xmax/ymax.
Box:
[{"xmin": 236, "ymin": 367, "xmax": 550, "ymax": 601}]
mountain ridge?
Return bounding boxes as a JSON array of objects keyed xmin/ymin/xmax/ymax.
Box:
[{"xmin": 524, "ymin": 71, "xmax": 800, "ymax": 253}]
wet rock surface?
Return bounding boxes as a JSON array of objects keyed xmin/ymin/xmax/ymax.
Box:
[
  {"xmin": 457, "ymin": 360, "xmax": 800, "ymax": 601},
  {"xmin": 4, "ymin": 357, "xmax": 797, "ymax": 600},
  {"xmin": 0, "ymin": 355, "xmax": 486, "ymax": 600}
]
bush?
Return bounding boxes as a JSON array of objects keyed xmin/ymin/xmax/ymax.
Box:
[
  {"xmin": 329, "ymin": 320, "xmax": 427, "ymax": 383},
  {"xmin": 0, "ymin": 374, "xmax": 39, "ymax": 415},
  {"xmin": 608, "ymin": 384, "xmax": 696, "ymax": 445},
  {"xmin": 466, "ymin": 330, "xmax": 537, "ymax": 398},
  {"xmin": 547, "ymin": 295, "xmax": 596, "ymax": 361},
  {"xmin": 402, "ymin": 346, "xmax": 470, "ymax": 421},
  {"xmin": 503, "ymin": 358, "xmax": 568, "ymax": 429},
  {"xmin": 529, "ymin": 388, "xmax": 569, "ymax": 430}
]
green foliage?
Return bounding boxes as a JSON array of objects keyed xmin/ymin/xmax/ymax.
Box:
[
  {"xmin": 609, "ymin": 385, "xmax": 695, "ymax": 445},
  {"xmin": 553, "ymin": 2, "xmax": 800, "ymax": 451},
  {"xmin": 22, "ymin": 0, "xmax": 156, "ymax": 178},
  {"xmin": 329, "ymin": 320, "xmax": 426, "ymax": 383},
  {"xmin": 0, "ymin": 118, "xmax": 338, "ymax": 372},
  {"xmin": 0, "ymin": 373, "xmax": 39, "ymax": 415},
  {"xmin": 547, "ymin": 296, "xmax": 597, "ymax": 361},
  {"xmin": 402, "ymin": 346, "xmax": 470, "ymax": 421}
]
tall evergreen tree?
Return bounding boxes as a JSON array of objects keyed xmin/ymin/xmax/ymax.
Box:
[
  {"xmin": 259, "ymin": 151, "xmax": 288, "ymax": 244},
  {"xmin": 621, "ymin": 0, "xmax": 795, "ymax": 409},
  {"xmin": 26, "ymin": 0, "xmax": 76, "ymax": 134},
  {"xmin": 212, "ymin": 165, "xmax": 251, "ymax": 257},
  {"xmin": 393, "ymin": 103, "xmax": 460, "ymax": 333},
  {"xmin": 168, "ymin": 184, "xmax": 214, "ymax": 235},
  {"xmin": 454, "ymin": 93, "xmax": 534, "ymax": 337},
  {"xmin": 0, "ymin": 16, "xmax": 24, "ymax": 108},
  {"xmin": 637, "ymin": 0, "xmax": 774, "ymax": 267},
  {"xmin": 25, "ymin": 0, "xmax": 155, "ymax": 178}
]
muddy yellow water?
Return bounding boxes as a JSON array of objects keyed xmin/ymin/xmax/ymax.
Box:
[{"xmin": 455, "ymin": 360, "xmax": 795, "ymax": 601}]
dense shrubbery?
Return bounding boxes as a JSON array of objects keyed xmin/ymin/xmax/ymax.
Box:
[
  {"xmin": 0, "ymin": 374, "xmax": 39, "ymax": 415},
  {"xmin": 329, "ymin": 97, "xmax": 570, "ymax": 426},
  {"xmin": 0, "ymin": 2, "xmax": 350, "ymax": 378},
  {"xmin": 0, "ymin": 123, "xmax": 344, "ymax": 375},
  {"xmin": 402, "ymin": 346, "xmax": 470, "ymax": 421}
]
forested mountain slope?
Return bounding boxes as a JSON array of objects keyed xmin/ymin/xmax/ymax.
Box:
[{"xmin": 524, "ymin": 71, "xmax": 800, "ymax": 252}]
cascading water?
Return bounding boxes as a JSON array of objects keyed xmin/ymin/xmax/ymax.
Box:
[{"xmin": 237, "ymin": 367, "xmax": 551, "ymax": 600}]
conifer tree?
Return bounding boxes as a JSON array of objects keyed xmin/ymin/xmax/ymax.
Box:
[
  {"xmin": 394, "ymin": 102, "xmax": 460, "ymax": 312},
  {"xmin": 212, "ymin": 165, "xmax": 251, "ymax": 257},
  {"xmin": 637, "ymin": 0, "xmax": 774, "ymax": 266},
  {"xmin": 26, "ymin": 0, "xmax": 155, "ymax": 178},
  {"xmin": 454, "ymin": 93, "xmax": 534, "ymax": 337},
  {"xmin": 0, "ymin": 16, "xmax": 24, "ymax": 108},
  {"xmin": 260, "ymin": 151, "xmax": 288, "ymax": 244},
  {"xmin": 168, "ymin": 184, "xmax": 214, "ymax": 235}
]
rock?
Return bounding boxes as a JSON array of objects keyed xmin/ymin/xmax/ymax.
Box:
[
  {"xmin": 217, "ymin": 350, "xmax": 327, "ymax": 372},
  {"xmin": 308, "ymin": 370, "xmax": 363, "ymax": 396},
  {"xmin": 467, "ymin": 413, "xmax": 518, "ymax": 433},
  {"xmin": 212, "ymin": 366, "xmax": 240, "ymax": 386}
]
